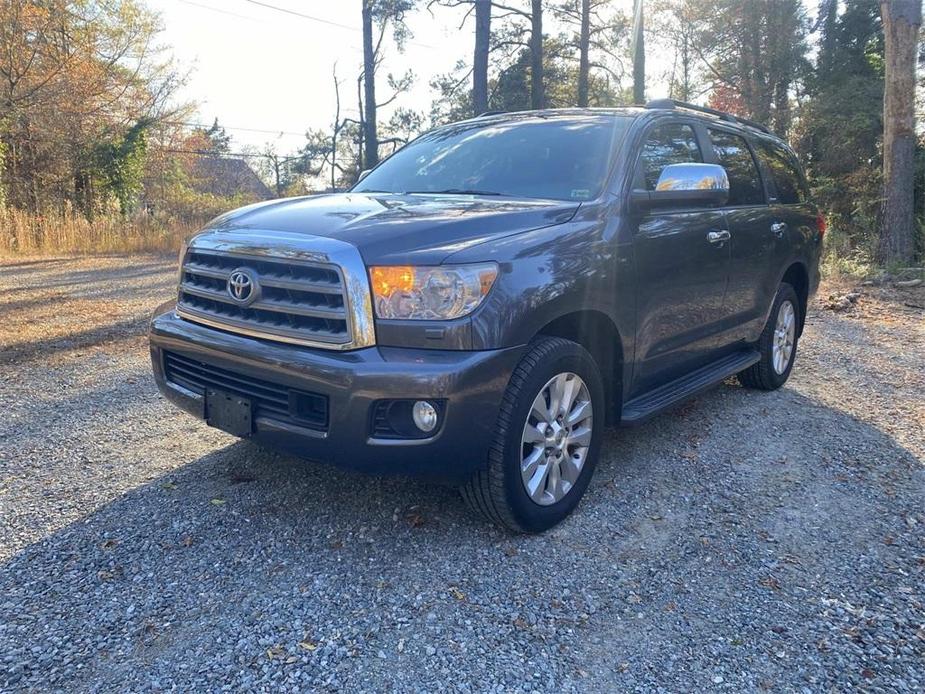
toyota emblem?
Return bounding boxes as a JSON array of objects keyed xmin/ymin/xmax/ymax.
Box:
[{"xmin": 227, "ymin": 268, "xmax": 259, "ymax": 305}]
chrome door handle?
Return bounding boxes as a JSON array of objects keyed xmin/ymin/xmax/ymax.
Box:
[
  {"xmin": 771, "ymin": 221, "xmax": 788, "ymax": 237},
  {"xmin": 707, "ymin": 230, "xmax": 731, "ymax": 244}
]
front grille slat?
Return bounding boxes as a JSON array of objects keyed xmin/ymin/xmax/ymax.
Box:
[
  {"xmin": 177, "ymin": 249, "xmax": 352, "ymax": 347},
  {"xmin": 180, "ymin": 280, "xmax": 347, "ymax": 320},
  {"xmin": 164, "ymin": 351, "xmax": 328, "ymax": 431},
  {"xmin": 258, "ymin": 275, "xmax": 343, "ymax": 295},
  {"xmin": 183, "ymin": 262, "xmax": 230, "ymax": 281}
]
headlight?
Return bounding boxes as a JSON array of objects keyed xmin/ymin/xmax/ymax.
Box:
[{"xmin": 369, "ymin": 263, "xmax": 498, "ymax": 320}]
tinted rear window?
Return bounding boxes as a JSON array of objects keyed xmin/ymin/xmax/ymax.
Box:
[
  {"xmin": 708, "ymin": 129, "xmax": 765, "ymax": 206},
  {"xmin": 755, "ymin": 140, "xmax": 807, "ymax": 204},
  {"xmin": 353, "ymin": 115, "xmax": 632, "ymax": 202}
]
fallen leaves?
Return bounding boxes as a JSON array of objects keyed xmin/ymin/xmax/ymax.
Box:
[
  {"xmin": 209, "ymin": 498, "xmax": 226, "ymax": 506},
  {"xmin": 823, "ymin": 292, "xmax": 860, "ymax": 312},
  {"xmin": 448, "ymin": 586, "xmax": 466, "ymax": 601},
  {"xmin": 759, "ymin": 576, "xmax": 781, "ymax": 591},
  {"xmin": 406, "ymin": 512, "xmax": 425, "ymax": 528}
]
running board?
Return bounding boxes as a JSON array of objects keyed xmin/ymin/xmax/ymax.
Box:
[{"xmin": 620, "ymin": 349, "xmax": 760, "ymax": 425}]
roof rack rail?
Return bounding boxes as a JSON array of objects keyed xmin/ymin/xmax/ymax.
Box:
[
  {"xmin": 644, "ymin": 98, "xmax": 771, "ymax": 134},
  {"xmin": 476, "ymin": 110, "xmax": 506, "ymax": 118}
]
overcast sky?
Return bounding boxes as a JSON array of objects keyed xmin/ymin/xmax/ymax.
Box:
[{"xmin": 155, "ymin": 0, "xmax": 817, "ymax": 155}]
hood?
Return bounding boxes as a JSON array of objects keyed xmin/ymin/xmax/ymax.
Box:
[{"xmin": 203, "ymin": 192, "xmax": 580, "ymax": 265}]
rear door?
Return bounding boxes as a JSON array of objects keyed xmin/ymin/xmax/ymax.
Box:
[
  {"xmin": 751, "ymin": 139, "xmax": 818, "ymax": 331},
  {"xmin": 630, "ymin": 120, "xmax": 731, "ymax": 396},
  {"xmin": 704, "ymin": 126, "xmax": 777, "ymax": 340}
]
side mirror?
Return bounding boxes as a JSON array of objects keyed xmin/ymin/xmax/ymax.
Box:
[
  {"xmin": 357, "ymin": 168, "xmax": 372, "ymax": 182},
  {"xmin": 630, "ymin": 163, "xmax": 729, "ymax": 213}
]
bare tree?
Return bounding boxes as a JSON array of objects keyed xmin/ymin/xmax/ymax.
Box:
[
  {"xmin": 428, "ymin": 0, "xmax": 492, "ymax": 115},
  {"xmin": 490, "ymin": 1, "xmax": 545, "ymax": 108},
  {"xmin": 878, "ymin": 0, "xmax": 922, "ymax": 264},
  {"xmin": 360, "ymin": 0, "xmax": 416, "ymax": 169}
]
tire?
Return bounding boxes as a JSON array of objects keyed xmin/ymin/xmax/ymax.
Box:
[
  {"xmin": 738, "ymin": 283, "xmax": 800, "ymax": 391},
  {"xmin": 461, "ymin": 336, "xmax": 605, "ymax": 533}
]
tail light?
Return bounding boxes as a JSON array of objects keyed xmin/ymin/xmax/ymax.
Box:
[{"xmin": 816, "ymin": 214, "xmax": 827, "ymax": 240}]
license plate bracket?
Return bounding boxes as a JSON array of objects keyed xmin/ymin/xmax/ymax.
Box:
[{"xmin": 205, "ymin": 388, "xmax": 253, "ymax": 437}]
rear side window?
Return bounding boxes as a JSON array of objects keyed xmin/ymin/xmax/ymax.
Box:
[
  {"xmin": 755, "ymin": 140, "xmax": 807, "ymax": 204},
  {"xmin": 639, "ymin": 123, "xmax": 702, "ymax": 190},
  {"xmin": 708, "ymin": 129, "xmax": 764, "ymax": 206}
]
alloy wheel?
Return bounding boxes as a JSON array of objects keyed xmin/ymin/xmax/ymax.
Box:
[
  {"xmin": 520, "ymin": 372, "xmax": 593, "ymax": 506},
  {"xmin": 772, "ymin": 300, "xmax": 796, "ymax": 375}
]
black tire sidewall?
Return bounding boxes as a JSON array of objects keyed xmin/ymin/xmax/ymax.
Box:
[
  {"xmin": 761, "ymin": 284, "xmax": 800, "ymax": 388},
  {"xmin": 499, "ymin": 344, "xmax": 604, "ymax": 532}
]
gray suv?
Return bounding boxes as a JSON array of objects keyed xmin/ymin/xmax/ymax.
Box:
[{"xmin": 149, "ymin": 100, "xmax": 823, "ymax": 532}]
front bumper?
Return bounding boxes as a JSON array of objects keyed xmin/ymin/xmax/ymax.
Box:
[{"xmin": 149, "ymin": 302, "xmax": 523, "ymax": 485}]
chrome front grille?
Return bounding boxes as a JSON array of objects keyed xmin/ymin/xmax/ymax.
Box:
[{"xmin": 175, "ymin": 236, "xmax": 375, "ymax": 350}]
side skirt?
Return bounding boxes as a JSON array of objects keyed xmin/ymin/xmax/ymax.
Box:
[{"xmin": 620, "ymin": 349, "xmax": 760, "ymax": 426}]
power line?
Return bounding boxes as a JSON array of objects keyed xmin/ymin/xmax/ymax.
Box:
[
  {"xmin": 159, "ymin": 147, "xmax": 306, "ymax": 162},
  {"xmin": 239, "ymin": 0, "xmax": 440, "ymax": 50},
  {"xmin": 165, "ymin": 120, "xmax": 307, "ymax": 137},
  {"xmin": 242, "ymin": 0, "xmax": 363, "ymax": 32},
  {"xmin": 176, "ymin": 0, "xmax": 258, "ymax": 21}
]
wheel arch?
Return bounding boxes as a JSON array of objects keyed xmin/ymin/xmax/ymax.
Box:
[
  {"xmin": 780, "ymin": 261, "xmax": 809, "ymax": 336},
  {"xmin": 534, "ymin": 309, "xmax": 624, "ymax": 424}
]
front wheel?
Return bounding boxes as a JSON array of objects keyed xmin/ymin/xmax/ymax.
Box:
[
  {"xmin": 461, "ymin": 337, "xmax": 604, "ymax": 533},
  {"xmin": 738, "ymin": 283, "xmax": 800, "ymax": 391}
]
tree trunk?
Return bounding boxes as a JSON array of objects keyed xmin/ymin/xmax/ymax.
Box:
[
  {"xmin": 577, "ymin": 0, "xmax": 590, "ymax": 107},
  {"xmin": 530, "ymin": 0, "xmax": 544, "ymax": 109},
  {"xmin": 473, "ymin": 0, "xmax": 491, "ymax": 115},
  {"xmin": 331, "ymin": 65, "xmax": 340, "ymax": 191},
  {"xmin": 632, "ymin": 0, "xmax": 645, "ymax": 104},
  {"xmin": 879, "ymin": 0, "xmax": 921, "ymax": 265},
  {"xmin": 773, "ymin": 78, "xmax": 791, "ymax": 136},
  {"xmin": 357, "ymin": 75, "xmax": 365, "ymax": 173},
  {"xmin": 361, "ymin": 0, "xmax": 379, "ymax": 168},
  {"xmin": 678, "ymin": 29, "xmax": 691, "ymax": 101}
]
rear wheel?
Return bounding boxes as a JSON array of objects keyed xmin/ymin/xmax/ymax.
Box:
[
  {"xmin": 738, "ymin": 283, "xmax": 800, "ymax": 391},
  {"xmin": 461, "ymin": 337, "xmax": 604, "ymax": 532}
]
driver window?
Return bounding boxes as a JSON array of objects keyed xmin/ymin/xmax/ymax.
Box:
[{"xmin": 639, "ymin": 123, "xmax": 703, "ymax": 190}]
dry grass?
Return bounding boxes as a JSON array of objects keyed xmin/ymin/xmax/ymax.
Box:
[{"xmin": 0, "ymin": 208, "xmax": 203, "ymax": 256}]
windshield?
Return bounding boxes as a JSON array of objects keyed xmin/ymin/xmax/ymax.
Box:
[{"xmin": 353, "ymin": 115, "xmax": 632, "ymax": 202}]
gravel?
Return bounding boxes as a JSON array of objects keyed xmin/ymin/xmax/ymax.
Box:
[{"xmin": 1, "ymin": 256, "xmax": 923, "ymax": 692}]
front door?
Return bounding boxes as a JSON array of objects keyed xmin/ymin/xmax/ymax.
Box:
[{"xmin": 631, "ymin": 121, "xmax": 731, "ymax": 396}]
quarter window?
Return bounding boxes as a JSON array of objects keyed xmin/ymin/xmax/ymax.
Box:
[
  {"xmin": 755, "ymin": 140, "xmax": 807, "ymax": 204},
  {"xmin": 639, "ymin": 123, "xmax": 703, "ymax": 190},
  {"xmin": 708, "ymin": 129, "xmax": 764, "ymax": 206}
]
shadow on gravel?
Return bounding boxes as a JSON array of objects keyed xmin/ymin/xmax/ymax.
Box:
[
  {"xmin": 0, "ymin": 317, "xmax": 149, "ymax": 365},
  {"xmin": 0, "ymin": 258, "xmax": 73, "ymax": 269},
  {"xmin": 0, "ymin": 261, "xmax": 173, "ymax": 294},
  {"xmin": 1, "ymin": 381, "xmax": 922, "ymax": 691}
]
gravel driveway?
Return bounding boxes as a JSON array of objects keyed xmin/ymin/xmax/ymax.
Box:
[{"xmin": 1, "ymin": 256, "xmax": 923, "ymax": 692}]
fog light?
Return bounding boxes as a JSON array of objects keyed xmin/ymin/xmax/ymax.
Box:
[{"xmin": 412, "ymin": 400, "xmax": 438, "ymax": 433}]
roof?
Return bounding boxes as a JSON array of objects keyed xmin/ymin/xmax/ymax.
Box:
[
  {"xmin": 469, "ymin": 102, "xmax": 776, "ymax": 138},
  {"xmin": 191, "ymin": 156, "xmax": 272, "ymax": 200}
]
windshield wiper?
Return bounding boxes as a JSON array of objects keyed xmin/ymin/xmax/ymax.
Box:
[{"xmin": 403, "ymin": 188, "xmax": 503, "ymax": 196}]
